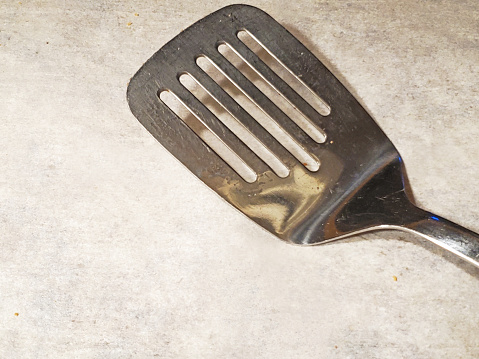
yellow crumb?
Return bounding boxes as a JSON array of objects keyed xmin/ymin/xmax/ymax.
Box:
[
  {"xmin": 134, "ymin": 13, "xmax": 139, "ymax": 16},
  {"xmin": 393, "ymin": 276, "xmax": 397, "ymax": 281},
  {"xmin": 14, "ymin": 313, "xmax": 19, "ymax": 316},
  {"xmin": 127, "ymin": 22, "xmax": 132, "ymax": 26}
]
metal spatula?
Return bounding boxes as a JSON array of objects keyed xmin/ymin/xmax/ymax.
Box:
[{"xmin": 127, "ymin": 4, "xmax": 479, "ymax": 268}]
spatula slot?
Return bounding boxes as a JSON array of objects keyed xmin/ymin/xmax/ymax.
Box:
[
  {"xmin": 237, "ymin": 30, "xmax": 331, "ymax": 117},
  {"xmin": 218, "ymin": 42, "xmax": 327, "ymax": 144},
  {"xmin": 178, "ymin": 73, "xmax": 289, "ymax": 178},
  {"xmin": 196, "ymin": 55, "xmax": 320, "ymax": 172},
  {"xmin": 158, "ymin": 89, "xmax": 257, "ymax": 183}
]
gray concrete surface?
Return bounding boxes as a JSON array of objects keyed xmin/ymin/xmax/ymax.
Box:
[{"xmin": 1, "ymin": 0, "xmax": 479, "ymax": 358}]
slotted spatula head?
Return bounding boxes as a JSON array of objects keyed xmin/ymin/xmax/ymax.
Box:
[{"xmin": 127, "ymin": 4, "xmax": 407, "ymax": 245}]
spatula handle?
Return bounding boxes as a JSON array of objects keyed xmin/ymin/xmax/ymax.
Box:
[{"xmin": 402, "ymin": 208, "xmax": 479, "ymax": 268}]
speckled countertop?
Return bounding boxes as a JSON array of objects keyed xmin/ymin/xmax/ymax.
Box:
[{"xmin": 1, "ymin": 1, "xmax": 479, "ymax": 358}]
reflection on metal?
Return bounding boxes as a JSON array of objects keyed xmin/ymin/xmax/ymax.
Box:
[
  {"xmin": 214, "ymin": 156, "xmax": 341, "ymax": 235},
  {"xmin": 127, "ymin": 5, "xmax": 479, "ymax": 268}
]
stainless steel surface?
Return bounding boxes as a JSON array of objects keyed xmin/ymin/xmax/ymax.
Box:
[{"xmin": 127, "ymin": 4, "xmax": 479, "ymax": 268}]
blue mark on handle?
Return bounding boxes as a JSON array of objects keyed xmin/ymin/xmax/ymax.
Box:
[{"xmin": 431, "ymin": 216, "xmax": 439, "ymax": 221}]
